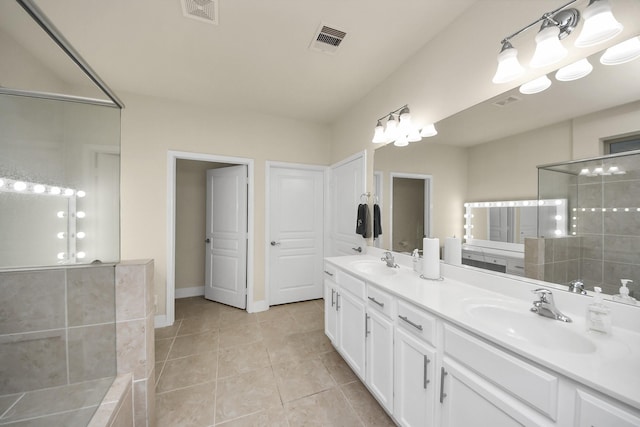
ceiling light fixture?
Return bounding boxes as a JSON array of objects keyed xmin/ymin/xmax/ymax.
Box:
[
  {"xmin": 371, "ymin": 105, "xmax": 437, "ymax": 146},
  {"xmin": 492, "ymin": 0, "xmax": 624, "ymax": 84}
]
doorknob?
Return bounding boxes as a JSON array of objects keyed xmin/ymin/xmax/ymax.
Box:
[
  {"xmin": 270, "ymin": 241, "xmax": 281, "ymax": 246},
  {"xmin": 205, "ymin": 238, "xmax": 211, "ymax": 243}
]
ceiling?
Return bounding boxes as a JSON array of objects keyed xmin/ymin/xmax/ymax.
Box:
[{"xmin": 11, "ymin": 0, "xmax": 476, "ymax": 124}]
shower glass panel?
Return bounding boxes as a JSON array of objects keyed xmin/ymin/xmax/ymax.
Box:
[{"xmin": 538, "ymin": 150, "xmax": 640, "ymax": 298}]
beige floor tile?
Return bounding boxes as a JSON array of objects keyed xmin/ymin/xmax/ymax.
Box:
[
  {"xmin": 156, "ymin": 351, "xmax": 217, "ymax": 393},
  {"xmin": 341, "ymin": 381, "xmax": 395, "ymax": 427},
  {"xmin": 155, "ymin": 338, "xmax": 173, "ymax": 362},
  {"xmin": 258, "ymin": 316, "xmax": 303, "ymax": 341},
  {"xmin": 156, "ymin": 381, "xmax": 216, "ymax": 427},
  {"xmin": 285, "ymin": 387, "xmax": 362, "ymax": 427},
  {"xmin": 256, "ymin": 305, "xmax": 294, "ymax": 323},
  {"xmin": 284, "ymin": 299, "xmax": 322, "ymax": 316},
  {"xmin": 265, "ymin": 334, "xmax": 315, "ymax": 365},
  {"xmin": 217, "ymin": 341, "xmax": 270, "ymax": 379},
  {"xmin": 155, "ymin": 320, "xmax": 181, "ymax": 340},
  {"xmin": 219, "ymin": 309, "xmax": 259, "ymax": 330},
  {"xmin": 292, "ymin": 310, "xmax": 324, "ymax": 332},
  {"xmin": 215, "ymin": 367, "xmax": 282, "ymax": 424},
  {"xmin": 303, "ymin": 329, "xmax": 334, "ymax": 354},
  {"xmin": 215, "ymin": 407, "xmax": 289, "ymax": 427},
  {"xmin": 319, "ymin": 350, "xmax": 358, "ymax": 385},
  {"xmin": 168, "ymin": 329, "xmax": 219, "ymax": 360},
  {"xmin": 218, "ymin": 324, "xmax": 263, "ymax": 349},
  {"xmin": 178, "ymin": 313, "xmax": 221, "ymax": 336},
  {"xmin": 273, "ymin": 358, "xmax": 336, "ymax": 403}
]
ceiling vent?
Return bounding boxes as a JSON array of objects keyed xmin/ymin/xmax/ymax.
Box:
[
  {"xmin": 181, "ymin": 0, "xmax": 218, "ymax": 25},
  {"xmin": 310, "ymin": 24, "xmax": 347, "ymax": 54},
  {"xmin": 493, "ymin": 95, "xmax": 521, "ymax": 107}
]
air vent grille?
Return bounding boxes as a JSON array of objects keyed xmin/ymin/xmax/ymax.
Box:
[
  {"xmin": 493, "ymin": 95, "xmax": 521, "ymax": 107},
  {"xmin": 181, "ymin": 0, "xmax": 218, "ymax": 25},
  {"xmin": 310, "ymin": 24, "xmax": 347, "ymax": 54}
]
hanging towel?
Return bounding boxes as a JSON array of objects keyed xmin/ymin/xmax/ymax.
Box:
[
  {"xmin": 356, "ymin": 203, "xmax": 370, "ymax": 237},
  {"xmin": 373, "ymin": 203, "xmax": 382, "ymax": 238}
]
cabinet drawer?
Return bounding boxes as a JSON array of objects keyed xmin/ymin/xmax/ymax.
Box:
[
  {"xmin": 396, "ymin": 299, "xmax": 436, "ymax": 345},
  {"xmin": 575, "ymin": 389, "xmax": 640, "ymax": 427},
  {"xmin": 366, "ymin": 285, "xmax": 393, "ymax": 318},
  {"xmin": 336, "ymin": 269, "xmax": 365, "ymax": 299},
  {"xmin": 444, "ymin": 324, "xmax": 558, "ymax": 420}
]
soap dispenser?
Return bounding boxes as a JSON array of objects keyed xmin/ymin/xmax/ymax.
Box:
[
  {"xmin": 612, "ymin": 279, "xmax": 637, "ymax": 304},
  {"xmin": 412, "ymin": 249, "xmax": 420, "ymax": 273},
  {"xmin": 586, "ymin": 287, "xmax": 611, "ymax": 334}
]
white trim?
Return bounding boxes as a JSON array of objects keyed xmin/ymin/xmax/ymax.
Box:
[
  {"xmin": 154, "ymin": 314, "xmax": 170, "ymax": 329},
  {"xmin": 265, "ymin": 161, "xmax": 327, "ymax": 307},
  {"xmin": 330, "ymin": 150, "xmax": 367, "ymax": 169},
  {"xmin": 250, "ymin": 300, "xmax": 269, "ymax": 313},
  {"xmin": 175, "ymin": 285, "xmax": 205, "ymax": 299},
  {"xmin": 373, "ymin": 171, "xmax": 383, "ymax": 248},
  {"xmin": 389, "ymin": 172, "xmax": 433, "ymax": 251},
  {"xmin": 167, "ymin": 151, "xmax": 255, "ymax": 327}
]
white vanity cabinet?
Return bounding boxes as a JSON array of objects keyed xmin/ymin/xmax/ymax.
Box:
[
  {"xmin": 365, "ymin": 285, "xmax": 394, "ymax": 413},
  {"xmin": 575, "ymin": 389, "xmax": 640, "ymax": 427},
  {"xmin": 324, "ymin": 265, "xmax": 367, "ymax": 380},
  {"xmin": 394, "ymin": 300, "xmax": 438, "ymax": 427}
]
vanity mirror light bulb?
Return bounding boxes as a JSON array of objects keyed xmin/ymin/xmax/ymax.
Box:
[
  {"xmin": 554, "ymin": 230, "xmax": 562, "ymax": 236},
  {"xmin": 463, "ymin": 234, "xmax": 469, "ymax": 239},
  {"xmin": 602, "ymin": 208, "xmax": 607, "ymax": 212},
  {"xmin": 464, "ymin": 203, "xmax": 470, "ymax": 207},
  {"xmin": 496, "ymin": 202, "xmax": 503, "ymax": 207},
  {"xmin": 64, "ymin": 189, "xmax": 74, "ymax": 196},
  {"xmin": 594, "ymin": 167, "xmax": 604, "ymax": 174},
  {"xmin": 555, "ymin": 200, "xmax": 563, "ymax": 205},
  {"xmin": 77, "ymin": 232, "xmax": 86, "ymax": 239},
  {"xmin": 523, "ymin": 201, "xmax": 530, "ymax": 206},
  {"xmin": 572, "ymin": 231, "xmax": 577, "ymax": 235},
  {"xmin": 538, "ymin": 200, "xmax": 545, "ymax": 205},
  {"xmin": 57, "ymin": 232, "xmax": 65, "ymax": 239},
  {"xmin": 57, "ymin": 252, "xmax": 66, "ymax": 260},
  {"xmin": 612, "ymin": 208, "xmax": 617, "ymax": 212},
  {"xmin": 625, "ymin": 208, "xmax": 630, "ymax": 212},
  {"xmin": 572, "ymin": 224, "xmax": 577, "ymax": 228},
  {"xmin": 13, "ymin": 181, "xmax": 26, "ymax": 191},
  {"xmin": 591, "ymin": 208, "xmax": 596, "ymax": 212},
  {"xmin": 50, "ymin": 187, "xmax": 61, "ymax": 195},
  {"xmin": 76, "ymin": 190, "xmax": 86, "ymax": 198},
  {"xmin": 77, "ymin": 252, "xmax": 86, "ymax": 259},
  {"xmin": 555, "ymin": 215, "xmax": 562, "ymax": 220},
  {"xmin": 57, "ymin": 211, "xmax": 66, "ymax": 218},
  {"xmin": 0, "ymin": 179, "xmax": 4, "ymax": 187},
  {"xmin": 76, "ymin": 211, "xmax": 86, "ymax": 218},
  {"xmin": 580, "ymin": 168, "xmax": 590, "ymax": 175},
  {"xmin": 573, "ymin": 216, "xmax": 577, "ymax": 220},
  {"xmin": 33, "ymin": 184, "xmax": 45, "ymax": 193},
  {"xmin": 509, "ymin": 202, "xmax": 515, "ymax": 207}
]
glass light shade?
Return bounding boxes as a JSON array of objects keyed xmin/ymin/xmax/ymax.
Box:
[
  {"xmin": 555, "ymin": 58, "xmax": 593, "ymax": 81},
  {"xmin": 492, "ymin": 46, "xmax": 524, "ymax": 84},
  {"xmin": 575, "ymin": 0, "xmax": 623, "ymax": 48},
  {"xmin": 393, "ymin": 134, "xmax": 409, "ymax": 147},
  {"xmin": 519, "ymin": 75, "xmax": 552, "ymax": 94},
  {"xmin": 372, "ymin": 121, "xmax": 386, "ymax": 143},
  {"xmin": 398, "ymin": 108, "xmax": 412, "ymax": 133},
  {"xmin": 384, "ymin": 116, "xmax": 399, "ymax": 141},
  {"xmin": 407, "ymin": 127, "xmax": 422, "ymax": 142},
  {"xmin": 600, "ymin": 36, "xmax": 640, "ymax": 65},
  {"xmin": 530, "ymin": 26, "xmax": 567, "ymax": 68},
  {"xmin": 420, "ymin": 123, "xmax": 438, "ymax": 137}
]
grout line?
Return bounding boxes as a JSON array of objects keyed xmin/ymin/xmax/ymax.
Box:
[{"xmin": 0, "ymin": 393, "xmax": 25, "ymax": 419}]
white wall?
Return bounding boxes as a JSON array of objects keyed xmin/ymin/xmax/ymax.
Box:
[{"xmin": 120, "ymin": 92, "xmax": 330, "ymax": 315}]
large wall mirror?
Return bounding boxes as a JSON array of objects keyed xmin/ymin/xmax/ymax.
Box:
[
  {"xmin": 373, "ymin": 33, "xmax": 640, "ymax": 302},
  {"xmin": 0, "ymin": 1, "xmax": 122, "ymax": 269}
]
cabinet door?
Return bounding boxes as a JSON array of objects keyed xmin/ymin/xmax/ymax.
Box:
[
  {"xmin": 366, "ymin": 309, "xmax": 394, "ymax": 413},
  {"xmin": 337, "ymin": 289, "xmax": 366, "ymax": 379},
  {"xmin": 394, "ymin": 327, "xmax": 436, "ymax": 427},
  {"xmin": 575, "ymin": 389, "xmax": 640, "ymax": 427},
  {"xmin": 324, "ymin": 281, "xmax": 338, "ymax": 344},
  {"xmin": 440, "ymin": 358, "xmax": 544, "ymax": 427}
]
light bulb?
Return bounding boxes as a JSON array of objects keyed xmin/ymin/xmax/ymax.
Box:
[
  {"xmin": 0, "ymin": 179, "xmax": 4, "ymax": 187},
  {"xmin": 372, "ymin": 121, "xmax": 386, "ymax": 143},
  {"xmin": 77, "ymin": 252, "xmax": 86, "ymax": 259},
  {"xmin": 13, "ymin": 181, "xmax": 27, "ymax": 191},
  {"xmin": 530, "ymin": 25, "xmax": 567, "ymax": 68},
  {"xmin": 33, "ymin": 184, "xmax": 46, "ymax": 193},
  {"xmin": 580, "ymin": 168, "xmax": 590, "ymax": 175},
  {"xmin": 50, "ymin": 187, "xmax": 61, "ymax": 195},
  {"xmin": 420, "ymin": 123, "xmax": 437, "ymax": 137},
  {"xmin": 600, "ymin": 36, "xmax": 640, "ymax": 65},
  {"xmin": 64, "ymin": 189, "xmax": 74, "ymax": 196},
  {"xmin": 384, "ymin": 115, "xmax": 399, "ymax": 142},
  {"xmin": 57, "ymin": 232, "xmax": 66, "ymax": 239},
  {"xmin": 57, "ymin": 252, "xmax": 66, "ymax": 260},
  {"xmin": 77, "ymin": 232, "xmax": 86, "ymax": 239},
  {"xmin": 555, "ymin": 215, "xmax": 562, "ymax": 220},
  {"xmin": 398, "ymin": 107, "xmax": 411, "ymax": 133},
  {"xmin": 57, "ymin": 211, "xmax": 66, "ymax": 218},
  {"xmin": 76, "ymin": 190, "xmax": 86, "ymax": 198},
  {"xmin": 76, "ymin": 211, "xmax": 86, "ymax": 219}
]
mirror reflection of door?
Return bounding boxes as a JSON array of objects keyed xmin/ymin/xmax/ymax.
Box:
[{"xmin": 390, "ymin": 174, "xmax": 431, "ymax": 253}]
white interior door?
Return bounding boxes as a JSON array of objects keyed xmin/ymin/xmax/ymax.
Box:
[
  {"xmin": 330, "ymin": 154, "xmax": 365, "ymax": 256},
  {"xmin": 268, "ymin": 166, "xmax": 324, "ymax": 305},
  {"xmin": 205, "ymin": 165, "xmax": 247, "ymax": 309}
]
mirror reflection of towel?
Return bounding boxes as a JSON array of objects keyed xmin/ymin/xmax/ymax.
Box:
[
  {"xmin": 356, "ymin": 204, "xmax": 370, "ymax": 237},
  {"xmin": 373, "ymin": 204, "xmax": 382, "ymax": 238}
]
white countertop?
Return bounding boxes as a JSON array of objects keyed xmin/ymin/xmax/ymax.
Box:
[{"xmin": 325, "ymin": 253, "xmax": 640, "ymax": 410}]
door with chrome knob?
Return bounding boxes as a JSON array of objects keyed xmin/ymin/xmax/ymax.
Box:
[{"xmin": 270, "ymin": 241, "xmax": 280, "ymax": 246}]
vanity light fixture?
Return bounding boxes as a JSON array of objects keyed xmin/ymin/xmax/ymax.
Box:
[
  {"xmin": 371, "ymin": 105, "xmax": 437, "ymax": 146},
  {"xmin": 555, "ymin": 58, "xmax": 593, "ymax": 81},
  {"xmin": 519, "ymin": 75, "xmax": 552, "ymax": 94},
  {"xmin": 492, "ymin": 0, "xmax": 624, "ymax": 85}
]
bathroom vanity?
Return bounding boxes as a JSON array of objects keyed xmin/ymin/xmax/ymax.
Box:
[{"xmin": 324, "ymin": 249, "xmax": 640, "ymax": 427}]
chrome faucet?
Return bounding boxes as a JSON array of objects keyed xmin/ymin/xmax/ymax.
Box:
[
  {"xmin": 531, "ymin": 288, "xmax": 572, "ymax": 322},
  {"xmin": 381, "ymin": 251, "xmax": 399, "ymax": 268},
  {"xmin": 568, "ymin": 279, "xmax": 587, "ymax": 295}
]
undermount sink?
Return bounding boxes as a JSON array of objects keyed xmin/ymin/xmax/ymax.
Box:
[
  {"xmin": 350, "ymin": 260, "xmax": 398, "ymax": 276},
  {"xmin": 466, "ymin": 303, "xmax": 597, "ymax": 354}
]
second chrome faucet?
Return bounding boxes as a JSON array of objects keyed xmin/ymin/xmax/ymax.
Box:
[{"xmin": 531, "ymin": 288, "xmax": 572, "ymax": 322}]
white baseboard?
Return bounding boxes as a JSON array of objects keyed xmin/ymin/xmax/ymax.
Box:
[
  {"xmin": 175, "ymin": 285, "xmax": 204, "ymax": 299},
  {"xmin": 154, "ymin": 314, "xmax": 171, "ymax": 329},
  {"xmin": 248, "ymin": 299, "xmax": 268, "ymax": 313}
]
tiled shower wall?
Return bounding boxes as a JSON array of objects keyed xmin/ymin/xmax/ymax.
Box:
[{"xmin": 0, "ymin": 265, "xmax": 117, "ymax": 394}]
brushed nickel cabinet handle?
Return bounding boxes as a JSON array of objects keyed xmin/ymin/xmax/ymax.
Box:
[
  {"xmin": 423, "ymin": 355, "xmax": 430, "ymax": 389},
  {"xmin": 398, "ymin": 315, "xmax": 423, "ymax": 331},
  {"xmin": 368, "ymin": 296, "xmax": 384, "ymax": 308},
  {"xmin": 440, "ymin": 367, "xmax": 448, "ymax": 403}
]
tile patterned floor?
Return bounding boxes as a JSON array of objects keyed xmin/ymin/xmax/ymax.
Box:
[{"xmin": 155, "ymin": 297, "xmax": 396, "ymax": 426}]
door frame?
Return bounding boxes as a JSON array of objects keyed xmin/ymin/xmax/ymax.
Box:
[
  {"xmin": 167, "ymin": 151, "xmax": 255, "ymax": 326},
  {"xmin": 389, "ymin": 172, "xmax": 433, "ymax": 250},
  {"xmin": 265, "ymin": 161, "xmax": 327, "ymax": 306}
]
